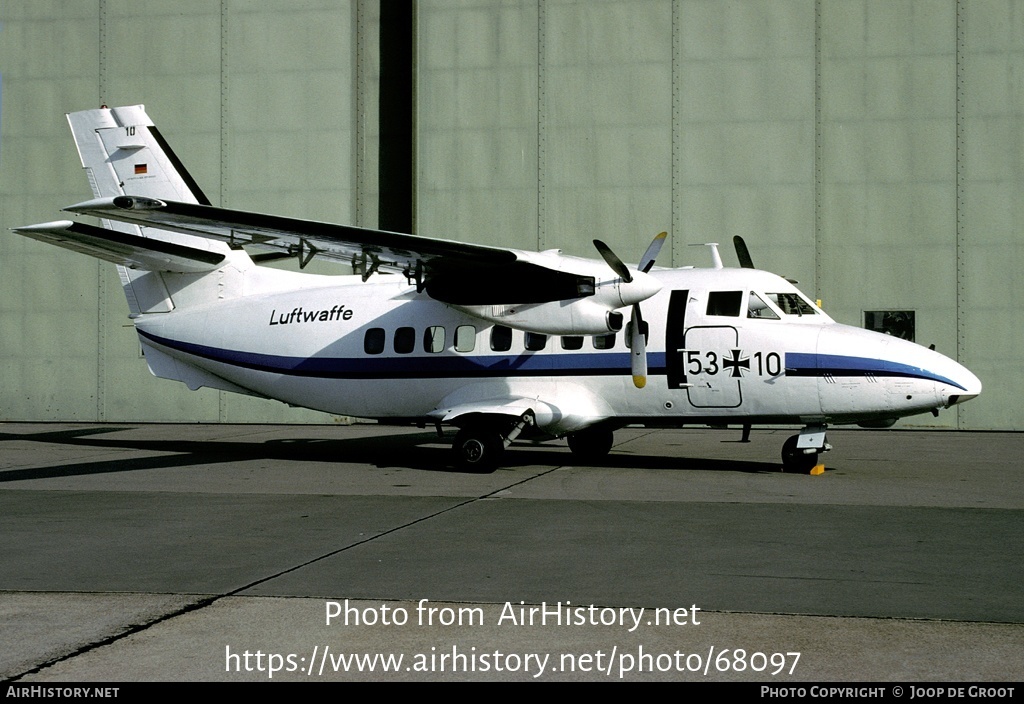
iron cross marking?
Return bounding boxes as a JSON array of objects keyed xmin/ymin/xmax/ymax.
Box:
[{"xmin": 722, "ymin": 349, "xmax": 751, "ymax": 378}]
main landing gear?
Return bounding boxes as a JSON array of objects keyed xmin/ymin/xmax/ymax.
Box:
[
  {"xmin": 451, "ymin": 412, "xmax": 534, "ymax": 473},
  {"xmin": 565, "ymin": 426, "xmax": 615, "ymax": 462},
  {"xmin": 781, "ymin": 424, "xmax": 831, "ymax": 472}
]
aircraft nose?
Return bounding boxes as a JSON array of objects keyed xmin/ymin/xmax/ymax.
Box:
[{"xmin": 943, "ymin": 362, "xmax": 982, "ymax": 407}]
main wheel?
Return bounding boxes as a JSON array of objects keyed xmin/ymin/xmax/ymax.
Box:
[
  {"xmin": 452, "ymin": 427, "xmax": 504, "ymax": 473},
  {"xmin": 781, "ymin": 434, "xmax": 819, "ymax": 473},
  {"xmin": 566, "ymin": 426, "xmax": 615, "ymax": 462}
]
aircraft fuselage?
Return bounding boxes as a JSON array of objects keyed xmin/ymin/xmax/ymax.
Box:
[{"xmin": 133, "ymin": 261, "xmax": 980, "ymax": 435}]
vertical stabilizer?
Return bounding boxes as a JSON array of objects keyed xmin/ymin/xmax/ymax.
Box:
[
  {"xmin": 67, "ymin": 105, "xmax": 211, "ymax": 204},
  {"xmin": 65, "ymin": 105, "xmax": 232, "ymax": 315}
]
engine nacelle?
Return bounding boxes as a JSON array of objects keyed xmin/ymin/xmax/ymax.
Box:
[{"xmin": 453, "ymin": 298, "xmax": 625, "ymax": 335}]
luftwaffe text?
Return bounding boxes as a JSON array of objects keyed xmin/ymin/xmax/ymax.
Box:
[{"xmin": 268, "ymin": 305, "xmax": 354, "ymax": 326}]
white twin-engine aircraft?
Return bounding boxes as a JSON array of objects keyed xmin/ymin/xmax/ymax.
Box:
[{"xmin": 14, "ymin": 105, "xmax": 981, "ymax": 472}]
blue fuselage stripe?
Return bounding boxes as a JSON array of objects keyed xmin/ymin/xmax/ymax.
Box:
[
  {"xmin": 785, "ymin": 352, "xmax": 966, "ymax": 391},
  {"xmin": 138, "ymin": 330, "xmax": 965, "ymax": 389},
  {"xmin": 138, "ymin": 329, "xmax": 665, "ymax": 379}
]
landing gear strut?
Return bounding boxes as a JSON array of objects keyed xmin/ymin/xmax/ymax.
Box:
[
  {"xmin": 782, "ymin": 424, "xmax": 831, "ymax": 473},
  {"xmin": 451, "ymin": 412, "xmax": 534, "ymax": 473}
]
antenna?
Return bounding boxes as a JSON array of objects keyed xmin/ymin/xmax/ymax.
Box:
[{"xmin": 688, "ymin": 242, "xmax": 723, "ymax": 269}]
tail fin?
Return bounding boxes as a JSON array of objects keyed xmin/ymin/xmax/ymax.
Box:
[
  {"xmin": 61, "ymin": 105, "xmax": 235, "ymax": 315},
  {"xmin": 68, "ymin": 104, "xmax": 211, "ymax": 205}
]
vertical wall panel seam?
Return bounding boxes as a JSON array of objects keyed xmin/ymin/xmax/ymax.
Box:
[
  {"xmin": 218, "ymin": 0, "xmax": 229, "ymax": 422},
  {"xmin": 220, "ymin": 0, "xmax": 228, "ymax": 209},
  {"xmin": 536, "ymin": 0, "xmax": 546, "ymax": 251},
  {"xmin": 98, "ymin": 0, "xmax": 107, "ymax": 104},
  {"xmin": 97, "ymin": 0, "xmax": 107, "ymax": 421},
  {"xmin": 354, "ymin": 1, "xmax": 366, "ymax": 230},
  {"xmin": 813, "ymin": 0, "xmax": 823, "ymax": 302},
  {"xmin": 410, "ymin": 4, "xmax": 417, "ymax": 235},
  {"xmin": 671, "ymin": 0, "xmax": 681, "ymax": 268},
  {"xmin": 955, "ymin": 0, "xmax": 967, "ymax": 429}
]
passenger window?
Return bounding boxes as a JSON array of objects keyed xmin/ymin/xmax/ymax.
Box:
[
  {"xmin": 423, "ymin": 326, "xmax": 445, "ymax": 353},
  {"xmin": 747, "ymin": 292, "xmax": 780, "ymax": 319},
  {"xmin": 490, "ymin": 325, "xmax": 512, "ymax": 352},
  {"xmin": 561, "ymin": 336, "xmax": 584, "ymax": 350},
  {"xmin": 394, "ymin": 327, "xmax": 415, "ymax": 354},
  {"xmin": 706, "ymin": 291, "xmax": 743, "ymax": 317},
  {"xmin": 593, "ymin": 334, "xmax": 616, "ymax": 349},
  {"xmin": 624, "ymin": 321, "xmax": 649, "ymax": 348},
  {"xmin": 364, "ymin": 328, "xmax": 385, "ymax": 355},
  {"xmin": 525, "ymin": 332, "xmax": 547, "ymax": 351},
  {"xmin": 455, "ymin": 325, "xmax": 476, "ymax": 352}
]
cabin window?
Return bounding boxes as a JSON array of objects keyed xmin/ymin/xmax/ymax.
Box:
[
  {"xmin": 490, "ymin": 325, "xmax": 513, "ymax": 352},
  {"xmin": 364, "ymin": 328, "xmax": 386, "ymax": 354},
  {"xmin": 593, "ymin": 334, "xmax": 616, "ymax": 349},
  {"xmin": 561, "ymin": 336, "xmax": 584, "ymax": 350},
  {"xmin": 525, "ymin": 332, "xmax": 547, "ymax": 351},
  {"xmin": 768, "ymin": 293, "xmax": 817, "ymax": 316},
  {"xmin": 865, "ymin": 310, "xmax": 915, "ymax": 341},
  {"xmin": 624, "ymin": 321, "xmax": 649, "ymax": 348},
  {"xmin": 423, "ymin": 326, "xmax": 445, "ymax": 353},
  {"xmin": 706, "ymin": 291, "xmax": 743, "ymax": 317},
  {"xmin": 747, "ymin": 292, "xmax": 780, "ymax": 319},
  {"xmin": 455, "ymin": 325, "xmax": 476, "ymax": 352},
  {"xmin": 394, "ymin": 326, "xmax": 415, "ymax": 354}
]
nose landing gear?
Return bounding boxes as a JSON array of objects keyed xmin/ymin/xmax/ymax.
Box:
[{"xmin": 782, "ymin": 424, "xmax": 831, "ymax": 473}]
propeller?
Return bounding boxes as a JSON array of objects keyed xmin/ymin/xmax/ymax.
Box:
[
  {"xmin": 593, "ymin": 232, "xmax": 668, "ymax": 389},
  {"xmin": 733, "ymin": 235, "xmax": 798, "ymax": 284},
  {"xmin": 733, "ymin": 235, "xmax": 755, "ymax": 269}
]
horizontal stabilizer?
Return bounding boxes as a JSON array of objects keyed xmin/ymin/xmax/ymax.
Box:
[{"xmin": 11, "ymin": 220, "xmax": 225, "ymax": 273}]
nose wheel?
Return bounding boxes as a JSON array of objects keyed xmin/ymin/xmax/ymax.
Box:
[{"xmin": 782, "ymin": 424, "xmax": 830, "ymax": 473}]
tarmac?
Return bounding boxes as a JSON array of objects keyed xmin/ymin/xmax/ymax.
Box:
[{"xmin": 0, "ymin": 422, "xmax": 1021, "ymax": 682}]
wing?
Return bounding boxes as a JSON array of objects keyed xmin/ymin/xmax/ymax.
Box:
[
  {"xmin": 64, "ymin": 195, "xmax": 511, "ymax": 272},
  {"xmin": 62, "ymin": 196, "xmax": 600, "ymax": 303}
]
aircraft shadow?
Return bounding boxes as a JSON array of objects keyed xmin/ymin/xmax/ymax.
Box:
[{"xmin": 0, "ymin": 426, "xmax": 784, "ymax": 482}]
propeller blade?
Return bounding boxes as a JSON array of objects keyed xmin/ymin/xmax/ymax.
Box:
[
  {"xmin": 638, "ymin": 231, "xmax": 668, "ymax": 273},
  {"xmin": 733, "ymin": 235, "xmax": 755, "ymax": 269},
  {"xmin": 733, "ymin": 234, "xmax": 797, "ymax": 281},
  {"xmin": 630, "ymin": 303, "xmax": 648, "ymax": 389},
  {"xmin": 593, "ymin": 239, "xmax": 632, "ymax": 283}
]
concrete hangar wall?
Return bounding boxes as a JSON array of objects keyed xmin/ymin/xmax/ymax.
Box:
[{"xmin": 0, "ymin": 1, "xmax": 1020, "ymax": 430}]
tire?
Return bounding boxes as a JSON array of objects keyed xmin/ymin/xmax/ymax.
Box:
[
  {"xmin": 566, "ymin": 426, "xmax": 615, "ymax": 462},
  {"xmin": 781, "ymin": 434, "xmax": 819, "ymax": 473},
  {"xmin": 452, "ymin": 427, "xmax": 504, "ymax": 473}
]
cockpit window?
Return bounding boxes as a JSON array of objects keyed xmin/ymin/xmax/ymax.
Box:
[
  {"xmin": 767, "ymin": 293, "xmax": 817, "ymax": 316},
  {"xmin": 706, "ymin": 291, "xmax": 743, "ymax": 317},
  {"xmin": 747, "ymin": 292, "xmax": 780, "ymax": 319}
]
